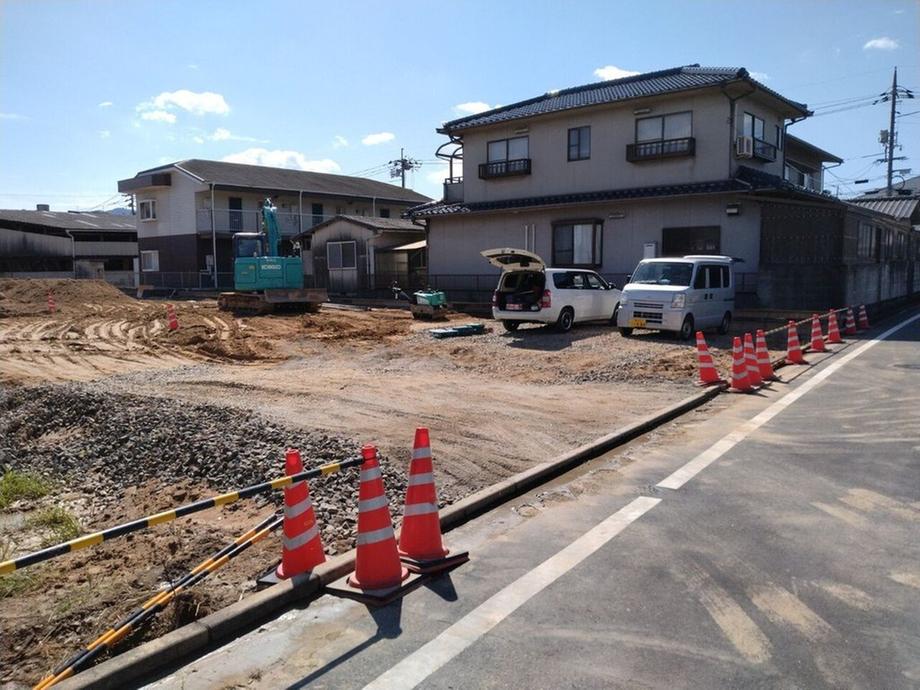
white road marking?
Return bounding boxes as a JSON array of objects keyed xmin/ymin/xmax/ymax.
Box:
[
  {"xmin": 657, "ymin": 312, "xmax": 920, "ymax": 490},
  {"xmin": 362, "ymin": 496, "xmax": 661, "ymax": 690}
]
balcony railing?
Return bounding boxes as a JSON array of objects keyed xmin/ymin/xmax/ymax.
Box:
[
  {"xmin": 478, "ymin": 158, "xmax": 531, "ymax": 179},
  {"xmin": 753, "ymin": 139, "xmax": 777, "ymax": 162},
  {"xmin": 443, "ymin": 177, "xmax": 464, "ymax": 203},
  {"xmin": 626, "ymin": 137, "xmax": 696, "ymax": 162},
  {"xmin": 194, "ymin": 209, "xmax": 341, "ymax": 236}
]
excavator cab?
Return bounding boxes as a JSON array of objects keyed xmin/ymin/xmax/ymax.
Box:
[{"xmin": 232, "ymin": 232, "xmax": 266, "ymax": 259}]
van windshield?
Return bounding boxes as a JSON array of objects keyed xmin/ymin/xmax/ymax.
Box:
[{"xmin": 631, "ymin": 262, "xmax": 693, "ymax": 286}]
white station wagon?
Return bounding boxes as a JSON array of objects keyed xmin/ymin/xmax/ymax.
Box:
[{"xmin": 482, "ymin": 248, "xmax": 622, "ymax": 332}]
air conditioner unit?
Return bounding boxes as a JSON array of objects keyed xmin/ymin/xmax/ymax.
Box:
[{"xmin": 735, "ymin": 136, "xmax": 754, "ymax": 158}]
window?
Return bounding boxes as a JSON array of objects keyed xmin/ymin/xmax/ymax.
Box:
[
  {"xmin": 585, "ymin": 273, "xmax": 605, "ymax": 289},
  {"xmin": 379, "ymin": 208, "xmax": 390, "ymax": 218},
  {"xmin": 327, "ymin": 241, "xmax": 357, "ymax": 270},
  {"xmin": 857, "ymin": 222, "xmax": 877, "ymax": 259},
  {"xmin": 567, "ymin": 126, "xmax": 590, "ymax": 161},
  {"xmin": 636, "ymin": 112, "xmax": 692, "ymax": 143},
  {"xmin": 140, "ymin": 250, "xmax": 159, "ymax": 272},
  {"xmin": 631, "ymin": 261, "xmax": 694, "ymax": 287},
  {"xmin": 629, "ymin": 112, "xmax": 694, "ymax": 160},
  {"xmin": 139, "ymin": 200, "xmax": 157, "ymax": 221},
  {"xmin": 775, "ymin": 125, "xmax": 783, "ymax": 151},
  {"xmin": 742, "ymin": 113, "xmax": 776, "ymax": 160},
  {"xmin": 487, "ymin": 136, "xmax": 529, "ymax": 162},
  {"xmin": 552, "ymin": 272, "xmax": 588, "ymax": 289},
  {"xmin": 481, "ymin": 136, "xmax": 531, "ymax": 178},
  {"xmin": 552, "ymin": 221, "xmax": 603, "ymax": 267},
  {"xmin": 311, "ymin": 203, "xmax": 323, "ymax": 226}
]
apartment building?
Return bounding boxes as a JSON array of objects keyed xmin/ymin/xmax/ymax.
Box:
[
  {"xmin": 117, "ymin": 159, "xmax": 429, "ymax": 288},
  {"xmin": 0, "ymin": 207, "xmax": 138, "ymax": 286},
  {"xmin": 410, "ymin": 65, "xmax": 916, "ymax": 309}
]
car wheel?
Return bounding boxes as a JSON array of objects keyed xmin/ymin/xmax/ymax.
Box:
[
  {"xmin": 619, "ymin": 327, "xmax": 633, "ymax": 337},
  {"xmin": 717, "ymin": 311, "xmax": 732, "ymax": 335},
  {"xmin": 679, "ymin": 315, "xmax": 695, "ymax": 341},
  {"xmin": 610, "ymin": 303, "xmax": 620, "ymax": 325},
  {"xmin": 502, "ymin": 320, "xmax": 520, "ymax": 332},
  {"xmin": 556, "ymin": 307, "xmax": 574, "ymax": 333}
]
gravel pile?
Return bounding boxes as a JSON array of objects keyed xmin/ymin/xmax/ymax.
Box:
[{"xmin": 0, "ymin": 384, "xmax": 449, "ymax": 553}]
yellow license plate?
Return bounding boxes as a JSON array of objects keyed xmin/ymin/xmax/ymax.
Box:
[{"xmin": 628, "ymin": 318, "xmax": 647, "ymax": 328}]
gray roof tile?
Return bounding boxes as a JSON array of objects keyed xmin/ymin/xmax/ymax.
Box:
[
  {"xmin": 441, "ymin": 65, "xmax": 808, "ymax": 133},
  {"xmin": 0, "ymin": 209, "xmax": 137, "ymax": 232},
  {"xmin": 130, "ymin": 159, "xmax": 431, "ymax": 205}
]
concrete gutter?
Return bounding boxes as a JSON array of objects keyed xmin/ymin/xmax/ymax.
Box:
[{"xmin": 59, "ymin": 385, "xmax": 722, "ymax": 689}]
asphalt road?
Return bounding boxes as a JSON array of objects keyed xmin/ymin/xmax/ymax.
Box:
[{"xmin": 145, "ymin": 308, "xmax": 920, "ymax": 690}]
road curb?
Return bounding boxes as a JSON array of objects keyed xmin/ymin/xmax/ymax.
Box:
[{"xmin": 59, "ymin": 385, "xmax": 722, "ymax": 689}]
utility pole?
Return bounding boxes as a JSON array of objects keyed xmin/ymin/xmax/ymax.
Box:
[
  {"xmin": 875, "ymin": 66, "xmax": 915, "ymax": 194},
  {"xmin": 389, "ymin": 148, "xmax": 420, "ymax": 188},
  {"xmin": 887, "ymin": 68, "xmax": 898, "ymax": 194}
]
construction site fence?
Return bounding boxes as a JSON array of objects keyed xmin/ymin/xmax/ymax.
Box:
[{"xmin": 0, "ymin": 455, "xmax": 363, "ymax": 575}]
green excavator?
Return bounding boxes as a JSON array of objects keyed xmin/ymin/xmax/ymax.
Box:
[{"xmin": 217, "ymin": 198, "xmax": 327, "ymax": 314}]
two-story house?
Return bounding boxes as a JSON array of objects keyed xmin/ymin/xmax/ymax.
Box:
[
  {"xmin": 410, "ymin": 65, "xmax": 916, "ymax": 309},
  {"xmin": 117, "ymin": 159, "xmax": 430, "ymax": 289}
]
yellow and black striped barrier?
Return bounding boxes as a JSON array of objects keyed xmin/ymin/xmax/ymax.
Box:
[
  {"xmin": 35, "ymin": 511, "xmax": 284, "ymax": 690},
  {"xmin": 2, "ymin": 455, "xmax": 362, "ymax": 576}
]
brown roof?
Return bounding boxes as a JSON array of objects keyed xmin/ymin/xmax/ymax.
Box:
[{"xmin": 294, "ymin": 214, "xmax": 421, "ymax": 239}]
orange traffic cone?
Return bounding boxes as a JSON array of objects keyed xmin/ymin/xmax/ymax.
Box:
[
  {"xmin": 166, "ymin": 304, "xmax": 179, "ymax": 331},
  {"xmin": 785, "ymin": 321, "xmax": 808, "ymax": 365},
  {"xmin": 809, "ymin": 314, "xmax": 826, "ymax": 352},
  {"xmin": 276, "ymin": 449, "xmax": 325, "ymax": 579},
  {"xmin": 398, "ymin": 428, "xmax": 469, "ymax": 574},
  {"xmin": 47, "ymin": 291, "xmax": 56, "ymax": 314},
  {"xmin": 346, "ymin": 444, "xmax": 408, "ymax": 593},
  {"xmin": 844, "ymin": 308, "xmax": 857, "ymax": 336},
  {"xmin": 695, "ymin": 331, "xmax": 725, "ymax": 386},
  {"xmin": 755, "ymin": 329, "xmax": 777, "ymax": 381},
  {"xmin": 743, "ymin": 333, "xmax": 763, "ymax": 387},
  {"xmin": 826, "ymin": 310, "xmax": 843, "ymax": 344},
  {"xmin": 858, "ymin": 305, "xmax": 870, "ymax": 330},
  {"xmin": 730, "ymin": 337, "xmax": 753, "ymax": 393}
]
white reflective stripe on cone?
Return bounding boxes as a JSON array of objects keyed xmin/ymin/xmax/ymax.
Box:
[
  {"xmin": 412, "ymin": 447, "xmax": 432, "ymax": 460},
  {"xmin": 403, "ymin": 502, "xmax": 438, "ymax": 517},
  {"xmin": 284, "ymin": 495, "xmax": 313, "ymax": 519},
  {"xmin": 356, "ymin": 525, "xmax": 395, "ymax": 546},
  {"xmin": 407, "ymin": 472, "xmax": 434, "ymax": 487},
  {"xmin": 283, "ymin": 522, "xmax": 319, "ymax": 551},
  {"xmin": 360, "ymin": 466, "xmax": 382, "ymax": 482},
  {"xmin": 358, "ymin": 495, "xmax": 389, "ymax": 512}
]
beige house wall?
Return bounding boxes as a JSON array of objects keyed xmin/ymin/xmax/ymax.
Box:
[{"xmin": 427, "ymin": 194, "xmax": 760, "ymax": 278}]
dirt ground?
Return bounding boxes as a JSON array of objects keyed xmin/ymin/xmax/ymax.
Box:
[{"xmin": 0, "ymin": 278, "xmax": 754, "ymax": 686}]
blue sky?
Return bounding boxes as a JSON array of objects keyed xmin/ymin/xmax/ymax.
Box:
[{"xmin": 0, "ymin": 0, "xmax": 917, "ymax": 210}]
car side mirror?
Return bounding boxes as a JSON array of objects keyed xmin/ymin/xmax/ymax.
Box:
[{"xmin": 625, "ymin": 274, "xmax": 632, "ymax": 283}]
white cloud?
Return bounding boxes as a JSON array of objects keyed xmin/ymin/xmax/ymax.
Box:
[
  {"xmin": 332, "ymin": 135, "xmax": 349, "ymax": 148},
  {"xmin": 593, "ymin": 65, "xmax": 640, "ymax": 81},
  {"xmin": 454, "ymin": 101, "xmax": 493, "ymax": 115},
  {"xmin": 749, "ymin": 71, "xmax": 770, "ymax": 82},
  {"xmin": 0, "ymin": 112, "xmax": 26, "ymax": 120},
  {"xmin": 98, "ymin": 130, "xmax": 111, "ymax": 139},
  {"xmin": 136, "ymin": 90, "xmax": 230, "ymax": 122},
  {"xmin": 209, "ymin": 127, "xmax": 268, "ymax": 143},
  {"xmin": 188, "ymin": 63, "xmax": 200, "ymax": 70},
  {"xmin": 361, "ymin": 131, "xmax": 395, "ymax": 146},
  {"xmin": 140, "ymin": 110, "xmax": 176, "ymax": 124},
  {"xmin": 98, "ymin": 101, "xmax": 113, "ymax": 108},
  {"xmin": 193, "ymin": 136, "xmax": 205, "ymax": 144},
  {"xmin": 863, "ymin": 36, "xmax": 899, "ymax": 51},
  {"xmin": 222, "ymin": 148, "xmax": 341, "ymax": 173}
]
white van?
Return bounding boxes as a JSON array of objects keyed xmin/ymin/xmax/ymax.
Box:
[
  {"xmin": 482, "ymin": 248, "xmax": 622, "ymax": 332},
  {"xmin": 616, "ymin": 255, "xmax": 735, "ymax": 340}
]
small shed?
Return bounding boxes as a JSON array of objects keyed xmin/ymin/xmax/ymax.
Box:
[{"xmin": 294, "ymin": 215, "xmax": 425, "ymax": 295}]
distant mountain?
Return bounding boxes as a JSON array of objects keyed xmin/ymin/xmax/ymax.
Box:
[{"xmin": 107, "ymin": 207, "xmax": 134, "ymax": 216}]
